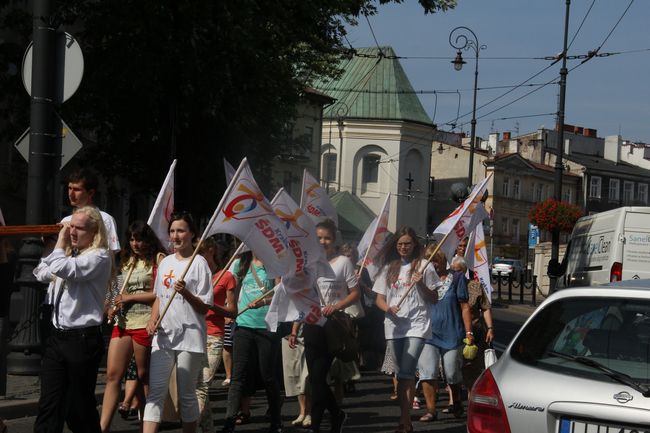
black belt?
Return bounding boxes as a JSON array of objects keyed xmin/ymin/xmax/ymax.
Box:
[{"xmin": 51, "ymin": 325, "xmax": 102, "ymax": 339}]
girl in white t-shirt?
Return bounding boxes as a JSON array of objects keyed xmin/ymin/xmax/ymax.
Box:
[
  {"xmin": 372, "ymin": 226, "xmax": 438, "ymax": 433},
  {"xmin": 295, "ymin": 219, "xmax": 360, "ymax": 433},
  {"xmin": 143, "ymin": 213, "xmax": 212, "ymax": 433}
]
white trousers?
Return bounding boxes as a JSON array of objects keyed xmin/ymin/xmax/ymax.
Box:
[{"xmin": 143, "ymin": 348, "xmax": 204, "ymax": 423}]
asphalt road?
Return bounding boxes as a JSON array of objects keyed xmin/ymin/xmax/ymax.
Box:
[{"xmin": 2, "ymin": 306, "xmax": 532, "ymax": 433}]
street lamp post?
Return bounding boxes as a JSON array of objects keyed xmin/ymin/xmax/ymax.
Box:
[{"xmin": 449, "ymin": 26, "xmax": 486, "ymax": 189}]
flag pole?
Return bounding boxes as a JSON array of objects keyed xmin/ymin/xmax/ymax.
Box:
[
  {"xmin": 108, "ymin": 261, "xmax": 136, "ymax": 322},
  {"xmin": 154, "ymin": 158, "xmax": 249, "ymax": 330},
  {"xmin": 396, "ymin": 229, "xmax": 453, "ymax": 309},
  {"xmin": 211, "ymin": 242, "xmax": 244, "ymax": 290},
  {"xmin": 236, "ymin": 286, "xmax": 276, "ymax": 316}
]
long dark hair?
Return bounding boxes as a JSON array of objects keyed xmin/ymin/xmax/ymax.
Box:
[
  {"xmin": 122, "ymin": 220, "xmax": 166, "ymax": 269},
  {"xmin": 236, "ymin": 251, "xmax": 253, "ymax": 280},
  {"xmin": 376, "ymin": 226, "xmax": 422, "ymax": 287}
]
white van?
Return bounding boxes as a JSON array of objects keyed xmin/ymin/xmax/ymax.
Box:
[{"xmin": 555, "ymin": 207, "xmax": 650, "ymax": 288}]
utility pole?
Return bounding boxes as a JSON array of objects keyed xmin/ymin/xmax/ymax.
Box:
[{"xmin": 550, "ymin": 0, "xmax": 571, "ymax": 293}]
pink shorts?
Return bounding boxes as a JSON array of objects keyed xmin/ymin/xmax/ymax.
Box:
[{"xmin": 111, "ymin": 326, "xmax": 152, "ymax": 347}]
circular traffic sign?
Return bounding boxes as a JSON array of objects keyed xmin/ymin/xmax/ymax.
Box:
[{"xmin": 22, "ymin": 32, "xmax": 84, "ymax": 104}]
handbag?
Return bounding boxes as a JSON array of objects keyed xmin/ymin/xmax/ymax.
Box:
[
  {"xmin": 324, "ymin": 311, "xmax": 358, "ymax": 362},
  {"xmin": 484, "ymin": 343, "xmax": 498, "ymax": 368}
]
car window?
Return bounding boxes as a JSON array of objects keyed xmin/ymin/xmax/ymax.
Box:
[{"xmin": 511, "ymin": 297, "xmax": 650, "ymax": 384}]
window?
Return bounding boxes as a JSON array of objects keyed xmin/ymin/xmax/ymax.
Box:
[
  {"xmin": 323, "ymin": 153, "xmax": 337, "ymax": 183},
  {"xmin": 639, "ymin": 183, "xmax": 648, "ymax": 205},
  {"xmin": 623, "ymin": 181, "xmax": 634, "ymax": 204},
  {"xmin": 562, "ymin": 188, "xmax": 572, "ymax": 203},
  {"xmin": 511, "ymin": 297, "xmax": 650, "ymax": 385},
  {"xmin": 608, "ymin": 178, "xmax": 620, "ymax": 202},
  {"xmin": 535, "ymin": 184, "xmax": 544, "ymax": 202},
  {"xmin": 501, "ymin": 217, "xmax": 509, "ymax": 235},
  {"xmin": 589, "ymin": 176, "xmax": 602, "ymax": 199},
  {"xmin": 502, "ymin": 177, "xmax": 510, "ymax": 197},
  {"xmin": 512, "ymin": 218, "xmax": 520, "ymax": 240},
  {"xmin": 362, "ymin": 155, "xmax": 380, "ymax": 184},
  {"xmin": 512, "ymin": 179, "xmax": 520, "ymax": 199}
]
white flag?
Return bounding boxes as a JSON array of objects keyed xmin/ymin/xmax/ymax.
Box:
[
  {"xmin": 466, "ymin": 224, "xmax": 493, "ymax": 302},
  {"xmin": 265, "ymin": 282, "xmax": 326, "ymax": 331},
  {"xmin": 147, "ymin": 160, "xmax": 176, "ymax": 251},
  {"xmin": 432, "ymin": 174, "xmax": 492, "ymax": 263},
  {"xmin": 271, "ymin": 188, "xmax": 324, "ymax": 279},
  {"xmin": 357, "ymin": 194, "xmax": 391, "ymax": 280},
  {"xmin": 224, "ymin": 158, "xmax": 236, "ymax": 185},
  {"xmin": 300, "ymin": 169, "xmax": 338, "ymax": 226},
  {"xmin": 204, "ymin": 158, "xmax": 292, "ymax": 278}
]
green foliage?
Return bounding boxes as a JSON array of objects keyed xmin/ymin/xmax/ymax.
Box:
[{"xmin": 0, "ymin": 0, "xmax": 455, "ymax": 216}]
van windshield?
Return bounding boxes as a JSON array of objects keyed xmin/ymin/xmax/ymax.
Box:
[{"xmin": 511, "ymin": 297, "xmax": 650, "ymax": 385}]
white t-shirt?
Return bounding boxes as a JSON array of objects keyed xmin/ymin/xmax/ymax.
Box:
[
  {"xmin": 61, "ymin": 209, "xmax": 120, "ymax": 252},
  {"xmin": 152, "ymin": 254, "xmax": 213, "ymax": 353},
  {"xmin": 372, "ymin": 259, "xmax": 439, "ymax": 340},
  {"xmin": 315, "ymin": 255, "xmax": 358, "ymax": 307}
]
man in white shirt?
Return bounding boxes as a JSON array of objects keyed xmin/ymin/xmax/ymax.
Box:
[
  {"xmin": 61, "ymin": 168, "xmax": 120, "ymax": 253},
  {"xmin": 33, "ymin": 206, "xmax": 112, "ymax": 433}
]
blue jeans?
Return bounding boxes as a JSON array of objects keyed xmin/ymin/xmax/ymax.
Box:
[
  {"xmin": 417, "ymin": 343, "xmax": 462, "ymax": 384},
  {"xmin": 387, "ymin": 337, "xmax": 425, "ymax": 380}
]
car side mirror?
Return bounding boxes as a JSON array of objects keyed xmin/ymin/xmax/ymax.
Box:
[{"xmin": 547, "ymin": 258, "xmax": 563, "ymax": 278}]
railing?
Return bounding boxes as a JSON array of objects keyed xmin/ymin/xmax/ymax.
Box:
[{"xmin": 490, "ymin": 270, "xmax": 539, "ymax": 306}]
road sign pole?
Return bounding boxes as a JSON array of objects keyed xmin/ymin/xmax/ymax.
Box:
[{"xmin": 7, "ymin": 0, "xmax": 61, "ymax": 375}]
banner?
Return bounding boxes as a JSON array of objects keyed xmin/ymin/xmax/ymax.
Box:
[
  {"xmin": 204, "ymin": 158, "xmax": 292, "ymax": 278},
  {"xmin": 300, "ymin": 169, "xmax": 338, "ymax": 226},
  {"xmin": 432, "ymin": 174, "xmax": 492, "ymax": 263},
  {"xmin": 147, "ymin": 159, "xmax": 176, "ymax": 251},
  {"xmin": 466, "ymin": 223, "xmax": 493, "ymax": 301},
  {"xmin": 271, "ymin": 188, "xmax": 324, "ymax": 280},
  {"xmin": 265, "ymin": 282, "xmax": 326, "ymax": 331},
  {"xmin": 357, "ymin": 194, "xmax": 390, "ymax": 280}
]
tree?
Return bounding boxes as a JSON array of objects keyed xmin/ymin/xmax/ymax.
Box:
[{"xmin": 0, "ymin": 0, "xmax": 456, "ymax": 218}]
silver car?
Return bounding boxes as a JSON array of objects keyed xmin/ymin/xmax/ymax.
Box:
[{"xmin": 467, "ymin": 281, "xmax": 650, "ymax": 433}]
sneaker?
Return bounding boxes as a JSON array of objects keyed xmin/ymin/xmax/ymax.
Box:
[
  {"xmin": 331, "ymin": 410, "xmax": 347, "ymax": 433},
  {"xmin": 412, "ymin": 397, "xmax": 421, "ymax": 410},
  {"xmin": 302, "ymin": 415, "xmax": 312, "ymax": 428},
  {"xmin": 222, "ymin": 378, "xmax": 231, "ymax": 386},
  {"xmin": 291, "ymin": 414, "xmax": 305, "ymax": 426}
]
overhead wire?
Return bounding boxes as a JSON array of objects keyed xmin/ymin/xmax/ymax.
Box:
[{"xmin": 568, "ymin": 0, "xmax": 596, "ymax": 50}]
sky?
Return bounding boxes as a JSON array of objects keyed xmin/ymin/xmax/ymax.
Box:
[{"xmin": 344, "ymin": 0, "xmax": 649, "ymax": 143}]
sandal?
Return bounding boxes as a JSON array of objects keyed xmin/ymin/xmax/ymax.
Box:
[
  {"xmin": 234, "ymin": 412, "xmax": 251, "ymax": 425},
  {"xmin": 117, "ymin": 403, "xmax": 131, "ymax": 419},
  {"xmin": 419, "ymin": 412, "xmax": 437, "ymax": 422},
  {"xmin": 441, "ymin": 405, "xmax": 452, "ymax": 414},
  {"xmin": 389, "ymin": 392, "xmax": 398, "ymax": 400}
]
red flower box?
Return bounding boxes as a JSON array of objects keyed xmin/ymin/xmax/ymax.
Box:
[{"xmin": 528, "ymin": 199, "xmax": 583, "ymax": 233}]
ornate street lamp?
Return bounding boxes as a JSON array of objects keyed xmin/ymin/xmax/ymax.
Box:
[{"xmin": 449, "ymin": 26, "xmax": 486, "ymax": 189}]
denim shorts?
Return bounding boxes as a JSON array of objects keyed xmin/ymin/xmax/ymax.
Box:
[
  {"xmin": 387, "ymin": 337, "xmax": 425, "ymax": 380},
  {"xmin": 417, "ymin": 343, "xmax": 462, "ymax": 384}
]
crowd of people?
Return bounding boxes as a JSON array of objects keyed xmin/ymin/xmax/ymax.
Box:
[{"xmin": 28, "ymin": 168, "xmax": 495, "ymax": 433}]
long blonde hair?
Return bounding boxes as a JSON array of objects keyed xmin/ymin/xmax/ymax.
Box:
[{"xmin": 69, "ymin": 206, "xmax": 109, "ymax": 255}]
